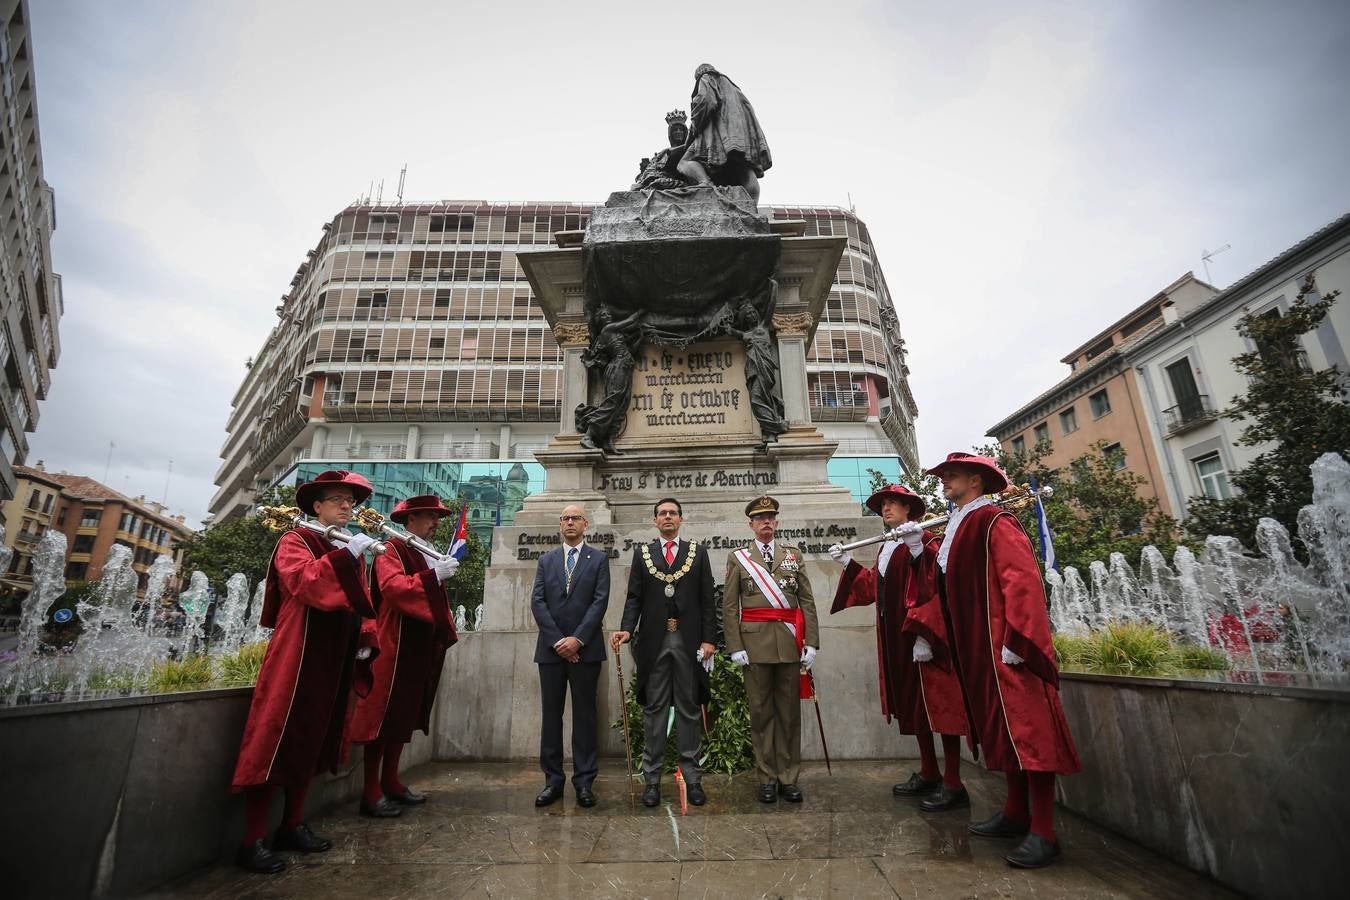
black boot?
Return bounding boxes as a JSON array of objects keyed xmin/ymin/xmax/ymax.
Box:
[
  {"xmin": 642, "ymin": 783, "xmax": 661, "ymax": 807},
  {"xmin": 1005, "ymin": 833, "xmax": 1061, "ymax": 868},
  {"xmin": 235, "ymin": 839, "xmax": 285, "ymax": 874},
  {"xmin": 273, "ymin": 823, "xmax": 332, "ymax": 853},
  {"xmin": 919, "ymin": 785, "xmax": 970, "ymax": 812},
  {"xmin": 893, "ymin": 772, "xmax": 942, "ymax": 797},
  {"xmin": 968, "ymin": 811, "xmax": 1030, "ymax": 838},
  {"xmin": 758, "ymin": 783, "xmax": 777, "ymax": 804}
]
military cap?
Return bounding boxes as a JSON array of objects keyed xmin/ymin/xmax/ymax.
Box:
[{"xmin": 744, "ymin": 495, "xmax": 780, "ymax": 518}]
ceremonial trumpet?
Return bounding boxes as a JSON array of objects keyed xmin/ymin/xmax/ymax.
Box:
[
  {"xmin": 352, "ymin": 507, "xmax": 449, "ymax": 561},
  {"xmin": 256, "ymin": 505, "xmax": 388, "ymax": 555},
  {"xmin": 835, "ymin": 484, "xmax": 1054, "ymax": 553}
]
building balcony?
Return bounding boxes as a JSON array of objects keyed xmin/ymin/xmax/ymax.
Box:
[
  {"xmin": 809, "ymin": 390, "xmax": 871, "ymax": 423},
  {"xmin": 880, "ymin": 410, "xmax": 921, "ymax": 474},
  {"xmin": 322, "ymin": 442, "xmax": 407, "ymax": 461},
  {"xmin": 1163, "ymin": 395, "xmax": 1218, "ymax": 436},
  {"xmin": 417, "ymin": 441, "xmax": 500, "ymax": 459}
]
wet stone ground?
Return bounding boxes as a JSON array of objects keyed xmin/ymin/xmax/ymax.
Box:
[{"xmin": 148, "ymin": 761, "xmax": 1236, "ymax": 899}]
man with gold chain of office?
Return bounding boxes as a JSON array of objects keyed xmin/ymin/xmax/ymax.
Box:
[{"xmin": 722, "ymin": 495, "xmax": 820, "ymax": 803}]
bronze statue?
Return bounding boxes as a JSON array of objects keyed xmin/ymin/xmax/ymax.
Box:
[
  {"xmin": 726, "ymin": 292, "xmax": 788, "ymax": 447},
  {"xmin": 575, "ymin": 310, "xmax": 644, "ymax": 454},
  {"xmin": 632, "ymin": 110, "xmax": 693, "ymax": 191},
  {"xmin": 677, "ymin": 64, "xmax": 773, "ymax": 202}
]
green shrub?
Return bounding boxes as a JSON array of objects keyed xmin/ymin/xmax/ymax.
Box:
[
  {"xmin": 87, "ymin": 668, "xmax": 146, "ymax": 693},
  {"xmin": 1082, "ymin": 623, "xmax": 1177, "ymax": 676},
  {"xmin": 1052, "ymin": 633, "xmax": 1091, "ymax": 669},
  {"xmin": 1175, "ymin": 644, "xmax": 1230, "ymax": 672},
  {"xmin": 216, "ymin": 641, "xmax": 269, "ymax": 686},
  {"xmin": 147, "ymin": 655, "xmax": 213, "ymax": 693}
]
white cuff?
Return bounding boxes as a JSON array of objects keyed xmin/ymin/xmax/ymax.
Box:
[
  {"xmin": 1001, "ymin": 645, "xmax": 1024, "ymax": 665},
  {"xmin": 912, "ymin": 636, "xmax": 933, "ymax": 662}
]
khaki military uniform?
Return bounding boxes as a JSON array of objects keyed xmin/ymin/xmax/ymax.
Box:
[{"xmin": 723, "ymin": 542, "xmax": 819, "ymax": 786}]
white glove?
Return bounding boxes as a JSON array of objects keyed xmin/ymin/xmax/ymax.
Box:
[
  {"xmin": 913, "ymin": 636, "xmax": 933, "ymax": 662},
  {"xmin": 731, "ymin": 650, "xmax": 750, "ymax": 667},
  {"xmin": 344, "ymin": 532, "xmax": 376, "ymax": 558},
  {"xmin": 355, "ymin": 646, "xmax": 373, "ymax": 660},
  {"xmin": 701, "ymin": 653, "xmax": 715, "ymax": 674},
  {"xmin": 800, "ymin": 645, "xmax": 817, "ymax": 670},
  {"xmin": 433, "ymin": 556, "xmax": 460, "ymax": 582},
  {"xmin": 1001, "ymin": 646, "xmax": 1024, "ymax": 665},
  {"xmin": 827, "ymin": 543, "xmax": 852, "ymax": 566},
  {"xmin": 897, "ymin": 522, "xmax": 924, "ymax": 558}
]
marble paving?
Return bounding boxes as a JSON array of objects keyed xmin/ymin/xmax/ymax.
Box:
[{"xmin": 145, "ymin": 761, "xmax": 1237, "ymax": 899}]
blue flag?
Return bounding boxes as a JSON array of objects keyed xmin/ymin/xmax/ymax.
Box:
[{"xmin": 1029, "ymin": 475, "xmax": 1058, "ymax": 572}]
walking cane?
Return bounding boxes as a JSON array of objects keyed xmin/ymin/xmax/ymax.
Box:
[
  {"xmin": 614, "ymin": 647, "xmax": 637, "ymax": 808},
  {"xmin": 807, "ymin": 671, "xmax": 832, "ymax": 776}
]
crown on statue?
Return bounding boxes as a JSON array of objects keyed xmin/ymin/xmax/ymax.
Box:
[{"xmin": 665, "ymin": 109, "xmax": 688, "ymax": 127}]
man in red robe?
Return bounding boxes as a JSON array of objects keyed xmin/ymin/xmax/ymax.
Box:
[
  {"xmin": 925, "ymin": 453, "xmax": 1081, "ymax": 869},
  {"xmin": 350, "ymin": 495, "xmax": 459, "ymax": 817},
  {"xmin": 231, "ymin": 470, "xmax": 379, "ymax": 874},
  {"xmin": 828, "ymin": 485, "xmax": 968, "ymax": 807}
]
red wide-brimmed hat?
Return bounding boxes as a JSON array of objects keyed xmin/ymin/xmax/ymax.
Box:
[
  {"xmin": 296, "ymin": 469, "xmax": 374, "ymax": 511},
  {"xmin": 924, "ymin": 452, "xmax": 1010, "ymax": 494},
  {"xmin": 390, "ymin": 494, "xmax": 455, "ymax": 523},
  {"xmin": 865, "ymin": 484, "xmax": 926, "ymax": 520}
]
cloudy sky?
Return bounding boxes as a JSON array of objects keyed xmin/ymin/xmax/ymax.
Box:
[{"xmin": 25, "ymin": 0, "xmax": 1350, "ymax": 526}]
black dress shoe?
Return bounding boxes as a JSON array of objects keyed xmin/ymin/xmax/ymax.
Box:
[
  {"xmin": 273, "ymin": 823, "xmax": 333, "ymax": 853},
  {"xmin": 893, "ymin": 772, "xmax": 942, "ymax": 797},
  {"xmin": 687, "ymin": 783, "xmax": 707, "ymax": 806},
  {"xmin": 642, "ymin": 784, "xmax": 661, "ymax": 807},
  {"xmin": 576, "ymin": 788, "xmax": 596, "ymax": 808},
  {"xmin": 535, "ymin": 784, "xmax": 564, "ymax": 807},
  {"xmin": 386, "ymin": 786, "xmax": 426, "ymax": 805},
  {"xmin": 758, "ymin": 783, "xmax": 778, "ymax": 804},
  {"xmin": 1005, "ymin": 833, "xmax": 1062, "ymax": 868},
  {"xmin": 968, "ymin": 811, "xmax": 1031, "ymax": 838},
  {"xmin": 781, "ymin": 783, "xmax": 803, "ymax": 803},
  {"xmin": 919, "ymin": 785, "xmax": 971, "ymax": 812},
  {"xmin": 359, "ymin": 797, "xmax": 404, "ymax": 818},
  {"xmin": 235, "ymin": 839, "xmax": 286, "ymax": 874}
]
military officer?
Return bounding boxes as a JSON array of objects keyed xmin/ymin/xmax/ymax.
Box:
[{"xmin": 723, "ymin": 496, "xmax": 820, "ymax": 803}]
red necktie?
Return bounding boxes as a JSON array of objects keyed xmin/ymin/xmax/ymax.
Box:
[{"xmin": 664, "ymin": 541, "xmax": 676, "ymax": 565}]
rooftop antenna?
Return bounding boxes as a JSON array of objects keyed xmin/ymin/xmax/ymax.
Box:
[
  {"xmin": 396, "ymin": 164, "xmax": 407, "ymax": 203},
  {"xmin": 376, "ymin": 179, "xmax": 384, "ymax": 205},
  {"xmin": 1201, "ymin": 243, "xmax": 1231, "ymax": 285},
  {"xmin": 162, "ymin": 458, "xmax": 174, "ymax": 506},
  {"xmin": 846, "ymin": 192, "xmax": 855, "ymax": 214},
  {"xmin": 103, "ymin": 440, "xmax": 115, "ymax": 483},
  {"xmin": 366, "ymin": 180, "xmax": 374, "ymax": 204}
]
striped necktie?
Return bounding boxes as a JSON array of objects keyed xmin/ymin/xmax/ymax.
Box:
[{"xmin": 566, "ymin": 547, "xmax": 577, "ymax": 590}]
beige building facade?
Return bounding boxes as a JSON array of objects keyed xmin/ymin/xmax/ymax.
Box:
[{"xmin": 988, "ymin": 273, "xmax": 1218, "ymax": 517}]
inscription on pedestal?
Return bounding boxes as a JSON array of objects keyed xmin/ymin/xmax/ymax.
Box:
[{"xmin": 617, "ymin": 341, "xmax": 759, "ymax": 447}]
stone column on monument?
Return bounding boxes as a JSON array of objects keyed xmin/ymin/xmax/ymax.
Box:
[
  {"xmin": 772, "ymin": 309, "xmax": 815, "ymax": 427},
  {"xmin": 405, "ymin": 424, "xmax": 420, "ymax": 459},
  {"xmin": 552, "ymin": 321, "xmax": 591, "ymax": 443},
  {"xmin": 309, "ymin": 425, "xmax": 328, "ymax": 457}
]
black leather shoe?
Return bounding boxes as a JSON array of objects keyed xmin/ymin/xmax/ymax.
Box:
[
  {"xmin": 576, "ymin": 788, "xmax": 596, "ymax": 808},
  {"xmin": 919, "ymin": 785, "xmax": 970, "ymax": 812},
  {"xmin": 968, "ymin": 811, "xmax": 1031, "ymax": 838},
  {"xmin": 781, "ymin": 783, "xmax": 803, "ymax": 803},
  {"xmin": 687, "ymin": 783, "xmax": 707, "ymax": 806},
  {"xmin": 1005, "ymin": 833, "xmax": 1062, "ymax": 868},
  {"xmin": 386, "ymin": 786, "xmax": 426, "ymax": 805},
  {"xmin": 642, "ymin": 784, "xmax": 661, "ymax": 807},
  {"xmin": 758, "ymin": 783, "xmax": 778, "ymax": 804},
  {"xmin": 893, "ymin": 772, "xmax": 942, "ymax": 797},
  {"xmin": 535, "ymin": 784, "xmax": 564, "ymax": 808},
  {"xmin": 359, "ymin": 797, "xmax": 403, "ymax": 818},
  {"xmin": 235, "ymin": 839, "xmax": 285, "ymax": 874},
  {"xmin": 273, "ymin": 823, "xmax": 332, "ymax": 853}
]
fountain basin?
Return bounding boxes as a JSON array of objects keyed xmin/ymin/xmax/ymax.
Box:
[
  {"xmin": 1058, "ymin": 671, "xmax": 1349, "ymax": 900},
  {"xmin": 0, "ymin": 686, "xmax": 431, "ymax": 898}
]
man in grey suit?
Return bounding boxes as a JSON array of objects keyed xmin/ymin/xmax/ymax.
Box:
[{"xmin": 531, "ymin": 504, "xmax": 610, "ymax": 808}]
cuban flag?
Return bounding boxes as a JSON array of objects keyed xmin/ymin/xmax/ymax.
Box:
[
  {"xmin": 448, "ymin": 504, "xmax": 470, "ymax": 561},
  {"xmin": 1029, "ymin": 475, "xmax": 1058, "ymax": 572}
]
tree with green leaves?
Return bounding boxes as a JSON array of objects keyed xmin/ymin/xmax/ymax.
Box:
[
  {"xmin": 429, "ymin": 514, "xmax": 489, "ymax": 619},
  {"xmin": 981, "ymin": 439, "xmax": 1181, "ymax": 572},
  {"xmin": 1185, "ymin": 276, "xmax": 1348, "ymax": 548}
]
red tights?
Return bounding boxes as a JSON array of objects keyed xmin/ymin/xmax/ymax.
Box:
[
  {"xmin": 1003, "ymin": 770, "xmax": 1057, "ymax": 841},
  {"xmin": 362, "ymin": 741, "xmax": 407, "ymax": 803},
  {"xmin": 916, "ymin": 731, "xmax": 964, "ymax": 789},
  {"xmin": 241, "ymin": 779, "xmax": 311, "ymax": 846}
]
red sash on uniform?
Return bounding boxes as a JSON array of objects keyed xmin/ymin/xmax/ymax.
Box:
[{"xmin": 740, "ymin": 606, "xmax": 813, "ymax": 699}]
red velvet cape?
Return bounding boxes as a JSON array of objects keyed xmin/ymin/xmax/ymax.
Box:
[
  {"xmin": 350, "ymin": 538, "xmax": 458, "ymax": 745},
  {"xmin": 831, "ymin": 531, "xmax": 966, "ymax": 736},
  {"xmin": 231, "ymin": 529, "xmax": 374, "ymax": 790},
  {"xmin": 939, "ymin": 506, "xmax": 1080, "ymax": 774}
]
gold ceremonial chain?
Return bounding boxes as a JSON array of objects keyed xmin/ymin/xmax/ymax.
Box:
[{"xmin": 641, "ymin": 540, "xmax": 700, "ymax": 598}]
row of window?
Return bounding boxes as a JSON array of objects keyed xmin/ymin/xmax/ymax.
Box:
[{"xmin": 1010, "ymin": 387, "xmax": 1113, "ymax": 454}]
